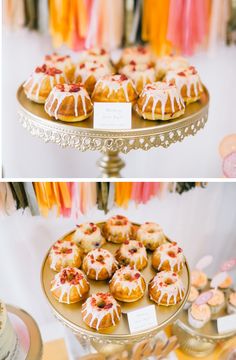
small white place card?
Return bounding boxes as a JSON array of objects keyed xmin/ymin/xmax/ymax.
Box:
[
  {"xmin": 93, "ymin": 102, "xmax": 132, "ymax": 130},
  {"xmin": 217, "ymin": 313, "xmax": 236, "ymax": 334},
  {"xmin": 127, "ymin": 305, "xmax": 158, "ymax": 334}
]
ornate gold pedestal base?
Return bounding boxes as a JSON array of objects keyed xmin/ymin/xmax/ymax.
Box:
[
  {"xmin": 172, "ymin": 322, "xmax": 216, "ymax": 357},
  {"xmin": 97, "ymin": 151, "xmax": 125, "ymax": 178}
]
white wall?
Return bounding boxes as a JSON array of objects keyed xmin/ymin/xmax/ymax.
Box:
[
  {"xmin": 0, "ymin": 182, "xmax": 236, "ymax": 341},
  {"xmin": 2, "ymin": 28, "xmax": 236, "ymax": 178}
]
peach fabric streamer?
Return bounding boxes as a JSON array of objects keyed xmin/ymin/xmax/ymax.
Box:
[
  {"xmin": 142, "ymin": 0, "xmax": 172, "ymax": 55},
  {"xmin": 167, "ymin": 0, "xmax": 209, "ymax": 55},
  {"xmin": 208, "ymin": 0, "xmax": 231, "ymax": 53},
  {"xmin": 49, "ymin": 0, "xmax": 90, "ymax": 50},
  {"xmin": 85, "ymin": 0, "xmax": 123, "ymax": 50},
  {"xmin": 115, "ymin": 183, "xmax": 132, "ymax": 208},
  {"xmin": 3, "ymin": 0, "xmax": 25, "ymax": 29},
  {"xmin": 0, "ymin": 183, "xmax": 16, "ymax": 216}
]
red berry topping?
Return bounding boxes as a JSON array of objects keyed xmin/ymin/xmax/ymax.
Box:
[
  {"xmin": 137, "ymin": 46, "xmax": 147, "ymax": 54},
  {"xmin": 189, "ymin": 66, "xmax": 197, "ymax": 74},
  {"xmin": 124, "ymin": 240, "xmax": 129, "ymax": 245},
  {"xmin": 80, "ymin": 63, "xmax": 85, "ymax": 69},
  {"xmin": 57, "ymin": 56, "xmax": 67, "ymax": 62},
  {"xmin": 69, "ymin": 84, "xmax": 81, "ymax": 92},
  {"xmin": 100, "ymin": 48, "xmax": 106, "ymax": 55},
  {"xmin": 134, "ymin": 273, "xmax": 140, "ymax": 279},
  {"xmin": 117, "ymin": 215, "xmax": 125, "ymax": 220},
  {"xmin": 46, "ymin": 67, "xmax": 62, "ymax": 76},
  {"xmin": 104, "ymin": 303, "xmax": 113, "ymax": 309},
  {"xmin": 120, "ymin": 74, "xmax": 128, "ymax": 81},
  {"xmin": 35, "ymin": 64, "xmax": 47, "ymax": 73},
  {"xmin": 130, "ymin": 60, "xmax": 136, "ymax": 66},
  {"xmin": 177, "ymin": 71, "xmax": 186, "ymax": 77}
]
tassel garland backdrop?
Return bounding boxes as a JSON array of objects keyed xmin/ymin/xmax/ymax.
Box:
[
  {"xmin": 3, "ymin": 0, "xmax": 236, "ymax": 53},
  {"xmin": 0, "ymin": 182, "xmax": 207, "ymax": 218}
]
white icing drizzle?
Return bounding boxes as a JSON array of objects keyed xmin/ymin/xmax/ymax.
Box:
[
  {"xmin": 93, "ymin": 75, "xmax": 136, "ymax": 102},
  {"xmin": 73, "ymin": 222, "xmax": 104, "ymax": 252},
  {"xmin": 110, "ymin": 266, "xmax": 145, "ymax": 296},
  {"xmin": 83, "ymin": 248, "xmax": 117, "ymax": 280},
  {"xmin": 81, "ymin": 293, "xmax": 121, "ymax": 330},
  {"xmin": 45, "ymin": 85, "xmax": 92, "ymax": 119},
  {"xmin": 137, "ymin": 222, "xmax": 165, "ymax": 246},
  {"xmin": 105, "ymin": 215, "xmax": 132, "ymax": 238},
  {"xmin": 139, "ymin": 82, "xmax": 185, "ymax": 120},
  {"xmin": 74, "ymin": 61, "xmax": 112, "ymax": 83},
  {"xmin": 165, "ymin": 67, "xmax": 203, "ymax": 98},
  {"xmin": 51, "ymin": 267, "xmax": 88, "ymax": 304},
  {"xmin": 118, "ymin": 240, "xmax": 147, "ymax": 267},
  {"xmin": 153, "ymin": 242, "xmax": 184, "ymax": 272},
  {"xmin": 150, "ymin": 271, "xmax": 185, "ymax": 305},
  {"xmin": 23, "ymin": 70, "xmax": 64, "ymax": 100},
  {"xmin": 49, "ymin": 239, "xmax": 80, "ymax": 271},
  {"xmin": 120, "ymin": 64, "xmax": 155, "ymax": 89}
]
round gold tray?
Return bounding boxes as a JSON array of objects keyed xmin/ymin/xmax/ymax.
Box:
[
  {"xmin": 41, "ymin": 223, "xmax": 190, "ymax": 345},
  {"xmin": 17, "ymin": 85, "xmax": 209, "ymax": 177},
  {"xmin": 172, "ymin": 281, "xmax": 236, "ymax": 357},
  {"xmin": 7, "ymin": 304, "xmax": 43, "ymax": 360}
]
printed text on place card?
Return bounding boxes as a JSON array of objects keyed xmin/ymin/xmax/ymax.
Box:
[
  {"xmin": 93, "ymin": 102, "xmax": 132, "ymax": 129},
  {"xmin": 127, "ymin": 305, "xmax": 158, "ymax": 333}
]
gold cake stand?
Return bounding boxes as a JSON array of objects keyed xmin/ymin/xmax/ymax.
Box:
[
  {"xmin": 7, "ymin": 304, "xmax": 43, "ymax": 360},
  {"xmin": 172, "ymin": 281, "xmax": 236, "ymax": 357},
  {"xmin": 17, "ymin": 85, "xmax": 209, "ymax": 177},
  {"xmin": 41, "ymin": 222, "xmax": 190, "ymax": 352}
]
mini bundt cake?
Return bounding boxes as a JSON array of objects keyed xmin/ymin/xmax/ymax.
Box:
[
  {"xmin": 119, "ymin": 61, "xmax": 156, "ymax": 94},
  {"xmin": 115, "ymin": 240, "xmax": 148, "ymax": 271},
  {"xmin": 44, "ymin": 53, "xmax": 75, "ymax": 82},
  {"xmin": 149, "ymin": 271, "xmax": 185, "ymax": 306},
  {"xmin": 136, "ymin": 82, "xmax": 185, "ymax": 120},
  {"xmin": 74, "ymin": 61, "xmax": 113, "ymax": 94},
  {"xmin": 165, "ymin": 66, "xmax": 203, "ymax": 104},
  {"xmin": 73, "ymin": 222, "xmax": 105, "ymax": 253},
  {"xmin": 120, "ymin": 46, "xmax": 153, "ymax": 66},
  {"xmin": 23, "ymin": 64, "xmax": 66, "ymax": 104},
  {"xmin": 51, "ymin": 267, "xmax": 90, "ymax": 304},
  {"xmin": 49, "ymin": 239, "xmax": 82, "ymax": 272},
  {"xmin": 109, "ymin": 266, "xmax": 146, "ymax": 302},
  {"xmin": 81, "ymin": 292, "xmax": 121, "ymax": 331},
  {"xmin": 92, "ymin": 74, "xmax": 137, "ymax": 103},
  {"xmin": 103, "ymin": 215, "xmax": 133, "ymax": 244},
  {"xmin": 155, "ymin": 55, "xmax": 189, "ymax": 80},
  {"xmin": 44, "ymin": 83, "xmax": 93, "ymax": 122},
  {"xmin": 136, "ymin": 222, "xmax": 166, "ymax": 251},
  {"xmin": 79, "ymin": 48, "xmax": 110, "ymax": 65},
  {"xmin": 152, "ymin": 242, "xmax": 184, "ymax": 273},
  {"xmin": 82, "ymin": 248, "xmax": 118, "ymax": 280}
]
